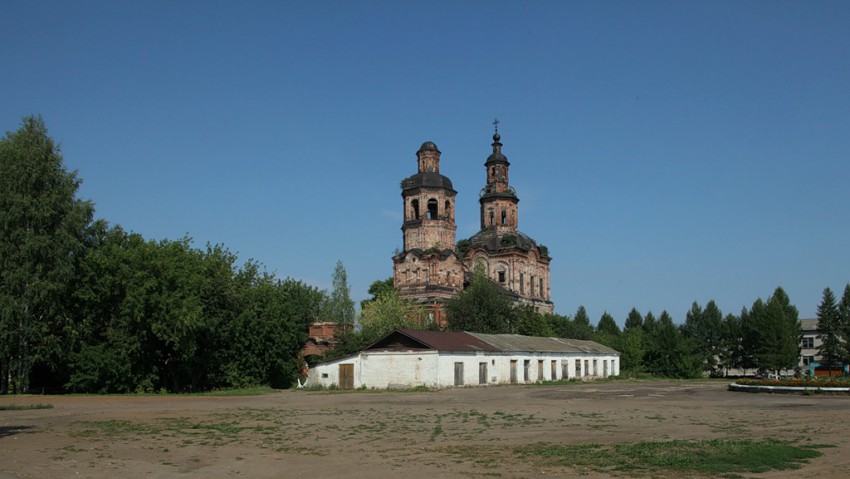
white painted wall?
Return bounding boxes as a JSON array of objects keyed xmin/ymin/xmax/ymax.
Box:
[{"xmin": 308, "ymin": 351, "xmax": 620, "ymax": 389}]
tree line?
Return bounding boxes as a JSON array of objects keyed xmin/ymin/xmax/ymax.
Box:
[
  {"xmin": 338, "ymin": 267, "xmax": 849, "ymax": 379},
  {"xmin": 1, "ymin": 116, "xmax": 356, "ymax": 394},
  {"xmin": 351, "ymin": 267, "xmax": 849, "ymax": 380}
]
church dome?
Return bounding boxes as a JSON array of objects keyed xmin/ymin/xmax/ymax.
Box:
[
  {"xmin": 401, "ymin": 172, "xmax": 455, "ymax": 192},
  {"xmin": 485, "ymin": 133, "xmax": 509, "ymax": 165},
  {"xmin": 418, "ymin": 141, "xmax": 440, "ymax": 153}
]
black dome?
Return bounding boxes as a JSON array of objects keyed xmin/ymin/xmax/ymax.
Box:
[
  {"xmin": 418, "ymin": 141, "xmax": 440, "ymax": 153},
  {"xmin": 401, "ymin": 172, "xmax": 455, "ymax": 192}
]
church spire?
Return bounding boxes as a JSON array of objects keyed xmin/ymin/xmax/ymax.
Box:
[{"xmin": 479, "ymin": 125, "xmax": 518, "ymax": 230}]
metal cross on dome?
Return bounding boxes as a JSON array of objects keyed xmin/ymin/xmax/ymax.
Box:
[{"xmin": 492, "ymin": 118, "xmax": 499, "ymax": 133}]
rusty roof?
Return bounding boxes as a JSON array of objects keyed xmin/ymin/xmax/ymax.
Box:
[
  {"xmin": 366, "ymin": 329, "xmax": 500, "ymax": 353},
  {"xmin": 366, "ymin": 329, "xmax": 617, "ymax": 355},
  {"xmin": 468, "ymin": 332, "xmax": 619, "ymax": 355}
]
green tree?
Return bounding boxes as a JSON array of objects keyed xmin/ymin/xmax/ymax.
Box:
[
  {"xmin": 359, "ymin": 277, "xmax": 395, "ymax": 310},
  {"xmin": 596, "ymin": 312, "xmax": 620, "ymax": 336},
  {"xmin": 358, "ymin": 289, "xmax": 427, "ymax": 344},
  {"xmin": 544, "ymin": 313, "xmax": 572, "ymax": 338},
  {"xmin": 618, "ymin": 329, "xmax": 645, "ymax": 374},
  {"xmin": 67, "ymin": 225, "xmax": 156, "ymax": 393},
  {"xmin": 682, "ymin": 300, "xmax": 724, "ymax": 375},
  {"xmin": 571, "ymin": 306, "xmax": 595, "ymax": 340},
  {"xmin": 515, "ymin": 306, "xmax": 553, "ymax": 337},
  {"xmin": 216, "ymin": 275, "xmax": 323, "ymax": 389},
  {"xmin": 839, "ymin": 284, "xmax": 850, "ymax": 367},
  {"xmin": 446, "ymin": 265, "xmax": 516, "ymax": 333},
  {"xmin": 619, "ymin": 308, "xmax": 645, "ymax": 373},
  {"xmin": 624, "ymin": 308, "xmax": 643, "ymax": 331},
  {"xmin": 719, "ymin": 313, "xmax": 743, "ymax": 376},
  {"xmin": 642, "ymin": 311, "xmax": 657, "ymax": 335},
  {"xmin": 0, "ymin": 116, "xmax": 94, "ymax": 394},
  {"xmin": 324, "ymin": 260, "xmax": 355, "ymax": 327},
  {"xmin": 68, "ymin": 226, "xmax": 324, "ymax": 393},
  {"xmin": 644, "ymin": 311, "xmax": 700, "ymax": 378},
  {"xmin": 815, "ymin": 287, "xmax": 842, "ymax": 376},
  {"xmin": 595, "ymin": 312, "xmax": 620, "ymax": 348},
  {"xmin": 743, "ymin": 288, "xmax": 801, "ymax": 375},
  {"xmin": 769, "ymin": 287, "xmax": 802, "ymax": 374}
]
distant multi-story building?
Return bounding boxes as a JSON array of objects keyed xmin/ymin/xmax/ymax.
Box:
[
  {"xmin": 392, "ymin": 129, "xmax": 553, "ymax": 327},
  {"xmin": 798, "ymin": 318, "xmax": 848, "ymax": 376},
  {"xmin": 799, "ymin": 318, "xmax": 820, "ymax": 369}
]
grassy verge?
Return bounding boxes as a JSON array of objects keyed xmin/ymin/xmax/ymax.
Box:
[
  {"xmin": 735, "ymin": 378, "xmax": 850, "ymax": 388},
  {"xmin": 509, "ymin": 439, "xmax": 824, "ymax": 476},
  {"xmin": 0, "ymin": 403, "xmax": 54, "ymax": 411},
  {"xmin": 191, "ymin": 386, "xmax": 278, "ymax": 396},
  {"xmin": 297, "ymin": 385, "xmax": 435, "ymax": 393}
]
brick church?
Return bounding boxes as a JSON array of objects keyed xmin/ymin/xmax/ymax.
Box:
[{"xmin": 392, "ymin": 127, "xmax": 553, "ymax": 327}]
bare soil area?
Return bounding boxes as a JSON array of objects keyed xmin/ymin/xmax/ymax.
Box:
[{"xmin": 1, "ymin": 380, "xmax": 848, "ymax": 478}]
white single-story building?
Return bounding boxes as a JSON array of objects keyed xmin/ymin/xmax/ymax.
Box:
[{"xmin": 307, "ymin": 329, "xmax": 620, "ymax": 389}]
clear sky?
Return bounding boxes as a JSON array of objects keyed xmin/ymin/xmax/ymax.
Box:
[{"xmin": 3, "ymin": 1, "xmax": 849, "ymax": 325}]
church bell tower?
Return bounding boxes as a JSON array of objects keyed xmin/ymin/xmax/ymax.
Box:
[{"xmin": 392, "ymin": 141, "xmax": 464, "ymax": 328}]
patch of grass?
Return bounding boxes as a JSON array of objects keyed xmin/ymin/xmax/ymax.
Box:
[
  {"xmin": 0, "ymin": 403, "xmax": 53, "ymax": 411},
  {"xmin": 298, "ymin": 384, "xmax": 435, "ymax": 393},
  {"xmin": 61, "ymin": 386, "xmax": 278, "ymax": 397},
  {"xmin": 514, "ymin": 439, "xmax": 823, "ymax": 475},
  {"xmin": 193, "ymin": 386, "xmax": 277, "ymax": 396},
  {"xmin": 430, "ymin": 416, "xmax": 443, "ymax": 442}
]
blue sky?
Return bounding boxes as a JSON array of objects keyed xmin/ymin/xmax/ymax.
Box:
[{"xmin": 3, "ymin": 1, "xmax": 849, "ymax": 324}]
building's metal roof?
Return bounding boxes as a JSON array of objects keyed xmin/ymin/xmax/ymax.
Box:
[
  {"xmin": 367, "ymin": 329, "xmax": 500, "ymax": 353},
  {"xmin": 366, "ymin": 329, "xmax": 618, "ymax": 355},
  {"xmin": 469, "ymin": 332, "xmax": 619, "ymax": 355},
  {"xmin": 800, "ymin": 318, "xmax": 818, "ymax": 332}
]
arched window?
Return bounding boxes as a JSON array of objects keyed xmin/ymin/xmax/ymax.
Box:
[
  {"xmin": 445, "ymin": 200, "xmax": 451, "ymax": 218},
  {"xmin": 501, "ymin": 209, "xmax": 507, "ymax": 225},
  {"xmin": 411, "ymin": 199, "xmax": 420, "ymax": 220},
  {"xmin": 427, "ymin": 199, "xmax": 438, "ymax": 219},
  {"xmin": 489, "ymin": 210, "xmax": 494, "ymax": 226}
]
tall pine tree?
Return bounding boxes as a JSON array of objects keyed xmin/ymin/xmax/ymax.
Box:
[
  {"xmin": 839, "ymin": 284, "xmax": 850, "ymax": 367},
  {"xmin": 816, "ymin": 287, "xmax": 842, "ymax": 376}
]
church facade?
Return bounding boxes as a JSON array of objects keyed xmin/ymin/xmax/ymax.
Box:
[{"xmin": 392, "ymin": 130, "xmax": 553, "ymax": 327}]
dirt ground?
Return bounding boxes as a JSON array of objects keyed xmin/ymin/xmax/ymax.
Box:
[{"xmin": 1, "ymin": 380, "xmax": 848, "ymax": 479}]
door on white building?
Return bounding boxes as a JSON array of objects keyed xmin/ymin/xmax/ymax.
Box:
[
  {"xmin": 454, "ymin": 362, "xmax": 464, "ymax": 386},
  {"xmin": 339, "ymin": 364, "xmax": 354, "ymax": 390},
  {"xmin": 510, "ymin": 360, "xmax": 518, "ymax": 383},
  {"xmin": 479, "ymin": 362, "xmax": 487, "ymax": 385}
]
